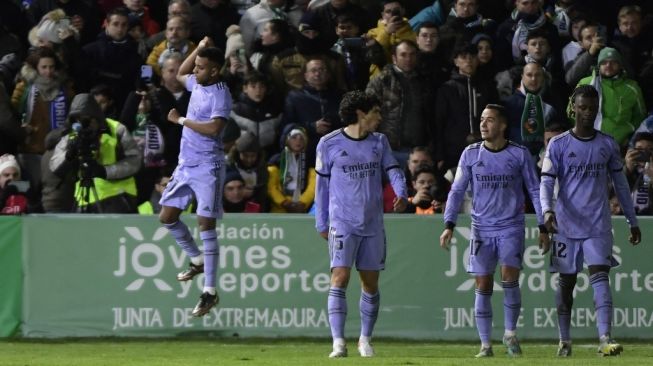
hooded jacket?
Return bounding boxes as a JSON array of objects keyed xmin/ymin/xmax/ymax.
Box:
[{"xmin": 50, "ymin": 94, "xmax": 141, "ymax": 185}]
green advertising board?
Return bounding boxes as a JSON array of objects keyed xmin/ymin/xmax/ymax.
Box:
[
  {"xmin": 11, "ymin": 215, "xmax": 653, "ymax": 339},
  {"xmin": 0, "ymin": 216, "xmax": 22, "ymax": 337}
]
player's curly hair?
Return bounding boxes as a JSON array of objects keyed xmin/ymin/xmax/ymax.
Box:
[
  {"xmin": 339, "ymin": 90, "xmax": 380, "ymax": 125},
  {"xmin": 567, "ymin": 85, "xmax": 599, "ymax": 119}
]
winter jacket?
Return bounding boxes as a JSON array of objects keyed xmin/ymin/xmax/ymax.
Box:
[
  {"xmin": 239, "ymin": 0, "xmax": 303, "ymax": 53},
  {"xmin": 230, "ymin": 93, "xmax": 283, "ymax": 151},
  {"xmin": 146, "ymin": 39, "xmax": 196, "ymax": 76},
  {"xmin": 573, "ymin": 72, "xmax": 647, "ymax": 146},
  {"xmin": 366, "ymin": 64, "xmax": 435, "ymax": 150},
  {"xmin": 366, "ymin": 19, "xmax": 416, "ymax": 78},
  {"xmin": 434, "ymin": 71, "xmax": 499, "ymax": 171}
]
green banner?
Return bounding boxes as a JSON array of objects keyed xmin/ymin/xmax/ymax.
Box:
[
  {"xmin": 16, "ymin": 215, "xmax": 653, "ymax": 340},
  {"xmin": 0, "ymin": 216, "xmax": 22, "ymax": 337}
]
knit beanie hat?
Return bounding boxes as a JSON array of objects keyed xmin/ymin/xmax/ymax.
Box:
[
  {"xmin": 35, "ymin": 9, "xmax": 74, "ymax": 45},
  {"xmin": 0, "ymin": 154, "xmax": 21, "ymax": 176},
  {"xmin": 597, "ymin": 47, "xmax": 624, "ymax": 66}
]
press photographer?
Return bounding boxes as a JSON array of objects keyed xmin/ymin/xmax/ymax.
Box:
[
  {"xmin": 0, "ymin": 154, "xmax": 29, "ymax": 215},
  {"xmin": 49, "ymin": 93, "xmax": 141, "ymax": 213}
]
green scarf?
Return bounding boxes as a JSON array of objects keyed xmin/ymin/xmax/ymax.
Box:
[
  {"xmin": 279, "ymin": 147, "xmax": 306, "ymax": 200},
  {"xmin": 520, "ymin": 84, "xmax": 544, "ymax": 143}
]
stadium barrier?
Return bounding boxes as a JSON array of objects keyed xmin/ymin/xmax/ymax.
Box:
[{"xmin": 1, "ymin": 215, "xmax": 652, "ymax": 339}]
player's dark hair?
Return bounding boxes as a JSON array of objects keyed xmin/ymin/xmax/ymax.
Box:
[
  {"xmin": 571, "ymin": 85, "xmax": 599, "ymax": 104},
  {"xmin": 197, "ymin": 47, "xmax": 224, "ymax": 68},
  {"xmin": 339, "ymin": 90, "xmax": 380, "ymax": 125},
  {"xmin": 484, "ymin": 104, "xmax": 507, "ymax": 124}
]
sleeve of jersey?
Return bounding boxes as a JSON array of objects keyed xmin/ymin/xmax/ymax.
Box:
[
  {"xmin": 185, "ymin": 74, "xmax": 196, "ymax": 92},
  {"xmin": 210, "ymin": 86, "xmax": 232, "ymax": 120},
  {"xmin": 315, "ymin": 140, "xmax": 331, "ymax": 233},
  {"xmin": 443, "ymin": 152, "xmax": 471, "ymax": 226},
  {"xmin": 539, "ymin": 142, "xmax": 557, "ymax": 213},
  {"xmin": 522, "ymin": 150, "xmax": 544, "ymax": 225},
  {"xmin": 381, "ymin": 135, "xmax": 407, "ymax": 198},
  {"xmin": 609, "ymin": 142, "xmax": 639, "ymax": 227}
]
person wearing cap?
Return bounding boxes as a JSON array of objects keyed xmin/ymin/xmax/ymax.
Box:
[
  {"xmin": 267, "ymin": 124, "xmax": 316, "ymax": 213},
  {"xmin": 0, "ymin": 154, "xmax": 29, "ymax": 215},
  {"xmin": 227, "ymin": 131, "xmax": 270, "ymax": 211},
  {"xmin": 222, "ymin": 169, "xmax": 261, "ymax": 213},
  {"xmin": 571, "ymin": 47, "xmax": 646, "ymax": 147},
  {"xmin": 366, "ymin": 1, "xmax": 416, "ymax": 78},
  {"xmin": 434, "ymin": 42, "xmax": 499, "ymax": 173},
  {"xmin": 239, "ymin": 0, "xmax": 303, "ymax": 54}
]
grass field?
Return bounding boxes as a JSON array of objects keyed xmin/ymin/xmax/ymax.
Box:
[{"xmin": 1, "ymin": 339, "xmax": 652, "ymax": 366}]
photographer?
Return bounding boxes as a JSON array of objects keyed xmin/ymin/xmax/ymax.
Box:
[
  {"xmin": 408, "ymin": 164, "xmax": 448, "ymax": 214},
  {"xmin": 50, "ymin": 93, "xmax": 141, "ymax": 213},
  {"xmin": 0, "ymin": 154, "xmax": 29, "ymax": 215},
  {"xmin": 624, "ymin": 132, "xmax": 653, "ymax": 215}
]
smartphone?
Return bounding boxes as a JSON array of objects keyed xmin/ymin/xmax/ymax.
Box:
[{"xmin": 140, "ymin": 65, "xmax": 153, "ymax": 83}]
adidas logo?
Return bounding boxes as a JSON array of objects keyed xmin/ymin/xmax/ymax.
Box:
[
  {"xmin": 203, "ymin": 206, "xmax": 210, "ymax": 212},
  {"xmin": 477, "ymin": 161, "xmax": 485, "ymax": 167},
  {"xmin": 568, "ymin": 152, "xmax": 576, "ymax": 158},
  {"xmin": 340, "ymin": 151, "xmax": 349, "ymax": 157}
]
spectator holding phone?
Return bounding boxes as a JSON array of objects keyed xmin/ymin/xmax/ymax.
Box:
[
  {"xmin": 366, "ymin": 0, "xmax": 415, "ymax": 78},
  {"xmin": 624, "ymin": 132, "xmax": 653, "ymax": 215}
]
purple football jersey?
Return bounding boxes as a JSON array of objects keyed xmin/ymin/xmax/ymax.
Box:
[
  {"xmin": 540, "ymin": 130, "xmax": 638, "ymax": 238},
  {"xmin": 178, "ymin": 75, "xmax": 232, "ymax": 166},
  {"xmin": 444, "ymin": 141, "xmax": 544, "ymax": 233},
  {"xmin": 315, "ymin": 129, "xmax": 407, "ymax": 236}
]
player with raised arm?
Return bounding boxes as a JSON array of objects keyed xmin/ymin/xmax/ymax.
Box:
[
  {"xmin": 315, "ymin": 91, "xmax": 407, "ymax": 358},
  {"xmin": 158, "ymin": 36, "xmax": 232, "ymax": 317},
  {"xmin": 540, "ymin": 85, "xmax": 641, "ymax": 357},
  {"xmin": 440, "ymin": 104, "xmax": 549, "ymax": 358}
]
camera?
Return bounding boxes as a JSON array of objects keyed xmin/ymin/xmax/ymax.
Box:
[
  {"xmin": 415, "ymin": 185, "xmax": 448, "ymax": 210},
  {"xmin": 635, "ymin": 149, "xmax": 652, "ymax": 163}
]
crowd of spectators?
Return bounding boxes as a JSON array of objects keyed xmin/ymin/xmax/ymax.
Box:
[{"xmin": 1, "ymin": 0, "xmax": 652, "ymax": 216}]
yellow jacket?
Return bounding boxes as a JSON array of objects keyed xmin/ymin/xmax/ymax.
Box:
[
  {"xmin": 267, "ymin": 165, "xmax": 316, "ymax": 213},
  {"xmin": 366, "ymin": 19, "xmax": 416, "ymax": 78},
  {"xmin": 146, "ymin": 40, "xmax": 197, "ymax": 76}
]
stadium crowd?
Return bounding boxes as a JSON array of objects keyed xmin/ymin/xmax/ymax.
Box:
[{"xmin": 1, "ymin": 0, "xmax": 652, "ymax": 215}]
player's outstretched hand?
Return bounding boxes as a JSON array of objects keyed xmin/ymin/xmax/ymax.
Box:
[
  {"xmin": 319, "ymin": 231, "xmax": 328, "ymax": 241},
  {"xmin": 439, "ymin": 229, "xmax": 453, "ymax": 251},
  {"xmin": 539, "ymin": 232, "xmax": 551, "ymax": 255},
  {"xmin": 629, "ymin": 226, "xmax": 641, "ymax": 246},
  {"xmin": 393, "ymin": 196, "xmax": 407, "ymax": 212},
  {"xmin": 544, "ymin": 211, "xmax": 557, "ymax": 234}
]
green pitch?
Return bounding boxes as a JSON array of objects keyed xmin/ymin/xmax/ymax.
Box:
[{"xmin": 1, "ymin": 339, "xmax": 652, "ymax": 366}]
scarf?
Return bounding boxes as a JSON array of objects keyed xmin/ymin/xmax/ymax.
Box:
[
  {"xmin": 448, "ymin": 8, "xmax": 484, "ymax": 28},
  {"xmin": 511, "ymin": 9, "xmax": 547, "ymax": 60},
  {"xmin": 519, "ymin": 83, "xmax": 544, "ymax": 143},
  {"xmin": 632, "ymin": 166, "xmax": 651, "ymax": 214},
  {"xmin": 589, "ymin": 73, "xmax": 604, "ymax": 131},
  {"xmin": 22, "ymin": 76, "xmax": 68, "ymax": 131},
  {"xmin": 553, "ymin": 5, "xmax": 570, "ymax": 38},
  {"xmin": 279, "ymin": 147, "xmax": 306, "ymax": 200}
]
